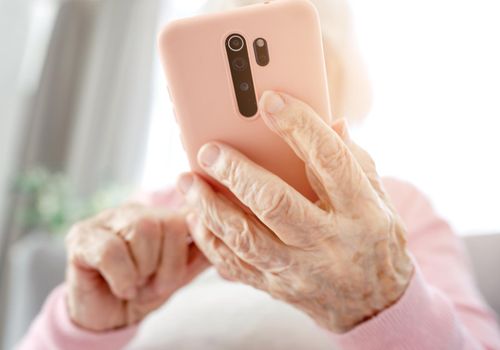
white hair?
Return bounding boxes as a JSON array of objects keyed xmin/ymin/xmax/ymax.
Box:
[{"xmin": 201, "ymin": 0, "xmax": 353, "ymax": 47}]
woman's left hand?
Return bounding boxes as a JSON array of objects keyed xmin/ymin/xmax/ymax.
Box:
[{"xmin": 177, "ymin": 91, "xmax": 414, "ymax": 333}]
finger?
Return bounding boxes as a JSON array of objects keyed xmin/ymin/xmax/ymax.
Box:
[
  {"xmin": 182, "ymin": 174, "xmax": 292, "ymax": 272},
  {"xmin": 182, "ymin": 243, "xmax": 210, "ymax": 284},
  {"xmin": 103, "ymin": 205, "xmax": 174, "ymax": 285},
  {"xmin": 153, "ymin": 216, "xmax": 189, "ymax": 294},
  {"xmin": 259, "ymin": 91, "xmax": 377, "ymax": 210},
  {"xmin": 306, "ymin": 119, "xmax": 386, "ymax": 206},
  {"xmin": 184, "ymin": 145, "xmax": 334, "ymax": 248},
  {"xmin": 118, "ymin": 216, "xmax": 162, "ymax": 285},
  {"xmin": 186, "ymin": 213, "xmax": 265, "ymax": 289},
  {"xmin": 331, "ymin": 118, "xmax": 389, "ymax": 202},
  {"xmin": 66, "ymin": 223, "xmax": 138, "ymax": 299},
  {"xmin": 305, "ymin": 166, "xmax": 332, "ymax": 211}
]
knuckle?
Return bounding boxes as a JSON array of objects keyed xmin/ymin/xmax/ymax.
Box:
[
  {"xmin": 237, "ymin": 180, "xmax": 260, "ymax": 209},
  {"xmin": 197, "ymin": 230, "xmax": 218, "ymax": 258},
  {"xmin": 361, "ymin": 202, "xmax": 393, "ymax": 235},
  {"xmin": 230, "ymin": 220, "xmax": 254, "ymax": 256},
  {"xmin": 97, "ymin": 237, "xmax": 125, "ymax": 268},
  {"xmin": 281, "ymin": 103, "xmax": 309, "ymax": 131},
  {"xmin": 281, "ymin": 104, "xmax": 315, "ymax": 140},
  {"xmin": 120, "ymin": 216, "xmax": 157, "ymax": 242},
  {"xmin": 65, "ymin": 223, "xmax": 81, "ymax": 247},
  {"xmin": 216, "ymin": 258, "xmax": 241, "ymax": 281},
  {"xmin": 258, "ymin": 188, "xmax": 292, "ymax": 221},
  {"xmin": 65, "ymin": 221, "xmax": 89, "ymax": 251},
  {"xmin": 216, "ymin": 265, "xmax": 236, "ymax": 281},
  {"xmin": 135, "ymin": 217, "xmax": 160, "ymax": 238},
  {"xmin": 318, "ymin": 141, "xmax": 349, "ymax": 169},
  {"xmin": 261, "ymin": 252, "xmax": 292, "ymax": 272},
  {"xmin": 203, "ymin": 200, "xmax": 225, "ymax": 232},
  {"xmin": 206, "ymin": 234, "xmax": 221, "ymax": 255},
  {"xmin": 217, "ymin": 154, "xmax": 240, "ymax": 189}
]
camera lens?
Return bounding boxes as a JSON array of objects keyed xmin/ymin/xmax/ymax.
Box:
[
  {"xmin": 228, "ymin": 35, "xmax": 244, "ymax": 52},
  {"xmin": 239, "ymin": 82, "xmax": 250, "ymax": 91},
  {"xmin": 232, "ymin": 57, "xmax": 247, "ymax": 71}
]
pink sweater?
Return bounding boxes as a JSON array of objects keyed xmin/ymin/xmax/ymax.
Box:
[{"xmin": 17, "ymin": 179, "xmax": 500, "ymax": 349}]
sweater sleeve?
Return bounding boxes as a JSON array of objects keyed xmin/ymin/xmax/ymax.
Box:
[
  {"xmin": 17, "ymin": 188, "xmax": 182, "ymax": 350},
  {"xmin": 331, "ymin": 179, "xmax": 500, "ymax": 349},
  {"xmin": 16, "ymin": 285, "xmax": 138, "ymax": 350}
]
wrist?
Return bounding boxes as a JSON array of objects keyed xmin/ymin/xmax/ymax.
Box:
[
  {"xmin": 65, "ymin": 292, "xmax": 130, "ymax": 333},
  {"xmin": 341, "ymin": 250, "xmax": 414, "ymax": 333},
  {"xmin": 318, "ymin": 227, "xmax": 414, "ymax": 333}
]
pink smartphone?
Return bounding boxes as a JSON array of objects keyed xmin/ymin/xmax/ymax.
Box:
[{"xmin": 159, "ymin": 0, "xmax": 331, "ymax": 202}]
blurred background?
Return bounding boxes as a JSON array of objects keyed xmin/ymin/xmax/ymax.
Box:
[{"xmin": 0, "ymin": 0, "xmax": 499, "ymax": 348}]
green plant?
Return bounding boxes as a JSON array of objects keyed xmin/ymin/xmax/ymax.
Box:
[{"xmin": 14, "ymin": 168, "xmax": 130, "ymax": 235}]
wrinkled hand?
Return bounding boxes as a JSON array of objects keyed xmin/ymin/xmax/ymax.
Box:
[
  {"xmin": 178, "ymin": 91, "xmax": 414, "ymax": 333},
  {"xmin": 65, "ymin": 204, "xmax": 209, "ymax": 331}
]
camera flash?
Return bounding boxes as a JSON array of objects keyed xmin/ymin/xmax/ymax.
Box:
[{"xmin": 253, "ymin": 38, "xmax": 269, "ymax": 66}]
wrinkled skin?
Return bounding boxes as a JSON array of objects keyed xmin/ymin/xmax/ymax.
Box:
[
  {"xmin": 65, "ymin": 204, "xmax": 209, "ymax": 331},
  {"xmin": 179, "ymin": 91, "xmax": 414, "ymax": 333}
]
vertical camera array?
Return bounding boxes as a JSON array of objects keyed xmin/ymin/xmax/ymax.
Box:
[{"xmin": 225, "ymin": 34, "xmax": 269, "ymax": 117}]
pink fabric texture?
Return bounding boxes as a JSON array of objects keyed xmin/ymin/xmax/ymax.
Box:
[
  {"xmin": 17, "ymin": 179, "xmax": 500, "ymax": 349},
  {"xmin": 16, "ymin": 285, "xmax": 138, "ymax": 350}
]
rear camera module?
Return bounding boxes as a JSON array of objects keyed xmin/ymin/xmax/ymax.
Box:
[
  {"xmin": 228, "ymin": 34, "xmax": 244, "ymax": 52},
  {"xmin": 225, "ymin": 33, "xmax": 257, "ymax": 117}
]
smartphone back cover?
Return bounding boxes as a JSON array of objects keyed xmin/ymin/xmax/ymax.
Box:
[{"xmin": 159, "ymin": 0, "xmax": 331, "ymax": 201}]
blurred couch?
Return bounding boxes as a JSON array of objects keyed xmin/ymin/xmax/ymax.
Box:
[{"xmin": 3, "ymin": 232, "xmax": 500, "ymax": 349}]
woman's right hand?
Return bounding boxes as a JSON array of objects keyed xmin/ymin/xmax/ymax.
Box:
[{"xmin": 65, "ymin": 203, "xmax": 209, "ymax": 331}]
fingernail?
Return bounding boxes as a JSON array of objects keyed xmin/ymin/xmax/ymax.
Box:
[
  {"xmin": 262, "ymin": 91, "xmax": 285, "ymax": 114},
  {"xmin": 198, "ymin": 144, "xmax": 220, "ymax": 167},
  {"xmin": 124, "ymin": 287, "xmax": 137, "ymax": 299},
  {"xmin": 178, "ymin": 174, "xmax": 194, "ymax": 194}
]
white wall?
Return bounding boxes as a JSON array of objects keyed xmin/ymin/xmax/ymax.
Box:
[{"xmin": 349, "ymin": 0, "xmax": 500, "ymax": 234}]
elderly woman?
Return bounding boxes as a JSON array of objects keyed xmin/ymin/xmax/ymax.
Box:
[{"xmin": 18, "ymin": 0, "xmax": 500, "ymax": 349}]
